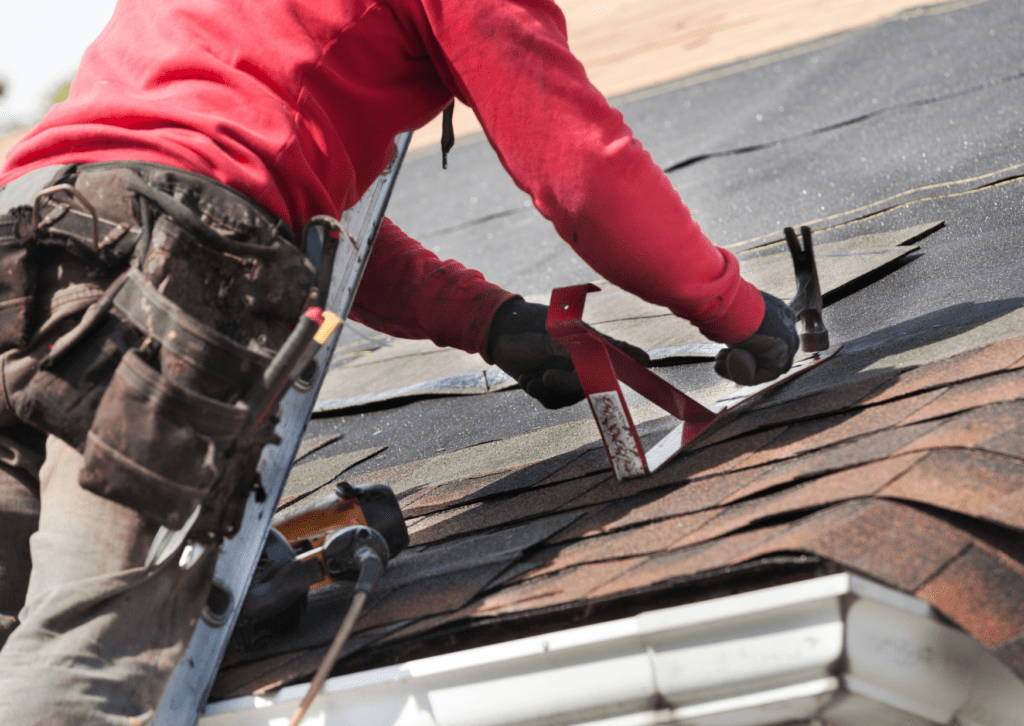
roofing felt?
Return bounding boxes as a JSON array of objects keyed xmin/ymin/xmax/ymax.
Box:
[{"xmin": 212, "ymin": 0, "xmax": 1024, "ymax": 708}]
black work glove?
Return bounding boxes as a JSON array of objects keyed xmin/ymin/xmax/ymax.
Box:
[
  {"xmin": 714, "ymin": 291, "xmax": 799, "ymax": 386},
  {"xmin": 487, "ymin": 298, "xmax": 650, "ymax": 409}
]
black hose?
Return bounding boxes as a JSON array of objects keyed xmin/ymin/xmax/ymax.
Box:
[{"xmin": 287, "ymin": 550, "xmax": 385, "ymax": 726}]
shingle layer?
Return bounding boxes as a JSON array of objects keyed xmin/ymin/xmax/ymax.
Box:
[{"xmin": 213, "ymin": 335, "xmax": 1024, "ymax": 699}]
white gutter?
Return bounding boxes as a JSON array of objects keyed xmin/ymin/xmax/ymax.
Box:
[{"xmin": 199, "ymin": 573, "xmax": 1024, "ymax": 726}]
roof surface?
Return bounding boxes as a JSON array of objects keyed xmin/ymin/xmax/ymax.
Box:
[{"xmin": 211, "ymin": 0, "xmax": 1024, "ymax": 705}]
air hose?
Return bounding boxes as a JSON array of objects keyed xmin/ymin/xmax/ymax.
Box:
[{"xmin": 287, "ymin": 532, "xmax": 387, "ymax": 726}]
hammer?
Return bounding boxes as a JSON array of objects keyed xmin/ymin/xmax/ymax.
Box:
[{"xmin": 784, "ymin": 226, "xmax": 829, "ymax": 353}]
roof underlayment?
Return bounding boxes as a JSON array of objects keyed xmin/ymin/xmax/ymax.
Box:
[{"xmin": 205, "ymin": 0, "xmax": 1024, "ymax": 723}]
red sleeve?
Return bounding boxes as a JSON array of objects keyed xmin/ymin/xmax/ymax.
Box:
[
  {"xmin": 410, "ymin": 0, "xmax": 764, "ymax": 343},
  {"xmin": 350, "ymin": 217, "xmax": 517, "ymax": 356}
]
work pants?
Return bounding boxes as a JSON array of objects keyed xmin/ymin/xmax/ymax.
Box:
[{"xmin": 0, "ymin": 428, "xmax": 217, "ymax": 726}]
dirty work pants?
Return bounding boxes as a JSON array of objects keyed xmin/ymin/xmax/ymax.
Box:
[{"xmin": 0, "ymin": 429, "xmax": 217, "ymax": 726}]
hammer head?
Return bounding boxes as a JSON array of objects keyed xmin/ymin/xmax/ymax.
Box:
[{"xmin": 784, "ymin": 226, "xmax": 830, "ymax": 353}]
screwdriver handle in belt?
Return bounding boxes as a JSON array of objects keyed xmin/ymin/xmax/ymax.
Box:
[{"xmin": 249, "ymin": 307, "xmax": 342, "ymax": 424}]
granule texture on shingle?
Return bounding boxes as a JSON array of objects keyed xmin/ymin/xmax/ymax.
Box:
[
  {"xmin": 533, "ymin": 445, "xmax": 611, "ymax": 484},
  {"xmin": 472, "ymin": 557, "xmax": 648, "ymax": 616},
  {"xmin": 228, "ymin": 336, "xmax": 1024, "ymax": 697},
  {"xmin": 719, "ymin": 420, "xmax": 943, "ymax": 504},
  {"xmin": 408, "ymin": 475, "xmax": 604, "ymax": 545},
  {"xmin": 901, "ymin": 368, "xmax": 1024, "ymax": 424},
  {"xmin": 672, "ymin": 453, "xmax": 928, "ymax": 548},
  {"xmin": 917, "ymin": 541, "xmax": 1024, "ymax": 650},
  {"xmin": 659, "ymin": 427, "xmax": 790, "ymax": 479},
  {"xmin": 588, "ymin": 521, "xmax": 798, "ymax": 599},
  {"xmin": 979, "ymin": 421, "xmax": 1024, "ymax": 461},
  {"xmin": 776, "ymin": 499, "xmax": 972, "ymax": 591},
  {"xmin": 701, "ymin": 370, "xmax": 899, "ymax": 445},
  {"xmin": 865, "ymin": 336, "xmax": 1024, "ymax": 405},
  {"xmin": 879, "ymin": 449, "xmax": 1024, "ymax": 521},
  {"xmin": 893, "ymin": 401, "xmax": 1024, "ymax": 454},
  {"xmin": 356, "ymin": 561, "xmax": 510, "ymax": 631},
  {"xmin": 516, "ymin": 511, "xmax": 719, "ymax": 579},
  {"xmin": 557, "ymin": 471, "xmax": 671, "ymax": 511},
  {"xmin": 562, "ymin": 467, "xmax": 761, "ymax": 523},
  {"xmin": 749, "ymin": 387, "xmax": 949, "ymax": 460},
  {"xmin": 982, "ymin": 489, "xmax": 1024, "ymax": 532},
  {"xmin": 402, "ymin": 467, "xmax": 522, "ymax": 518}
]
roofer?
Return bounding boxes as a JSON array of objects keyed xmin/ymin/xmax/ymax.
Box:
[{"xmin": 0, "ymin": 0, "xmax": 797, "ymax": 722}]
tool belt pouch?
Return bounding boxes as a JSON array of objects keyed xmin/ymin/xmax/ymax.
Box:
[
  {"xmin": 0, "ymin": 209, "xmax": 37, "ymax": 353},
  {"xmin": 79, "ymin": 349, "xmax": 251, "ymax": 529},
  {"xmin": 10, "ymin": 311, "xmax": 142, "ymax": 448},
  {"xmin": 6, "ymin": 163, "xmax": 315, "ymax": 529}
]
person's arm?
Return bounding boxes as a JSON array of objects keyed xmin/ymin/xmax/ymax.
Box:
[
  {"xmin": 350, "ymin": 218, "xmax": 652, "ymax": 409},
  {"xmin": 349, "ymin": 216, "xmax": 516, "ymax": 355},
  {"xmin": 411, "ymin": 0, "xmax": 764, "ymax": 344}
]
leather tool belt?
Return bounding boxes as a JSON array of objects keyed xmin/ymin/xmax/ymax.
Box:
[{"xmin": 0, "ymin": 161, "xmax": 318, "ymax": 536}]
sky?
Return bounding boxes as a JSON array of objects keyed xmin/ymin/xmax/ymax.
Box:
[{"xmin": 0, "ymin": 0, "xmax": 118, "ymax": 130}]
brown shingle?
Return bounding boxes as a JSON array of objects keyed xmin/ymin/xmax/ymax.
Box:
[
  {"xmin": 545, "ymin": 503, "xmax": 629, "ymax": 543},
  {"xmin": 408, "ymin": 475, "xmax": 606, "ymax": 545},
  {"xmin": 696, "ymin": 372, "xmax": 895, "ymax": 447},
  {"xmin": 373, "ymin": 609, "xmax": 473, "ymax": 647},
  {"xmin": 673, "ymin": 453, "xmax": 928, "ymax": 548},
  {"xmin": 605, "ymin": 500, "xmax": 962, "ymax": 596},
  {"xmin": 982, "ymin": 489, "xmax": 1024, "ymax": 532},
  {"xmin": 893, "ymin": 401, "xmax": 1024, "ymax": 455},
  {"xmin": 865, "ymin": 336, "xmax": 1024, "ymax": 405},
  {"xmin": 979, "ymin": 422, "xmax": 1024, "ymax": 461},
  {"xmin": 402, "ymin": 468, "xmax": 522, "ymax": 518},
  {"xmin": 730, "ymin": 417, "xmax": 848, "ymax": 470},
  {"xmin": 556, "ymin": 472, "xmax": 673, "ymax": 512},
  {"xmin": 879, "ymin": 449, "xmax": 1024, "ymax": 521},
  {"xmin": 785, "ymin": 388, "xmax": 947, "ymax": 452},
  {"xmin": 472, "ymin": 557, "xmax": 648, "ymax": 616},
  {"xmin": 357, "ymin": 562, "xmax": 509, "ymax": 631},
  {"xmin": 720, "ymin": 420, "xmax": 942, "ymax": 504},
  {"xmin": 254, "ymin": 338, "xmax": 1024, "ymax": 689},
  {"xmin": 776, "ymin": 499, "xmax": 972, "ymax": 591},
  {"xmin": 901, "ymin": 368, "xmax": 1024, "ymax": 424},
  {"xmin": 533, "ymin": 446, "xmax": 611, "ymax": 484},
  {"xmin": 736, "ymin": 392, "xmax": 943, "ymax": 472},
  {"xmin": 563, "ymin": 467, "xmax": 762, "ymax": 524},
  {"xmin": 917, "ymin": 542, "xmax": 1024, "ymax": 648},
  {"xmin": 750, "ymin": 369, "xmax": 898, "ymax": 415},
  {"xmin": 512, "ymin": 513, "xmax": 717, "ymax": 579},
  {"xmin": 589, "ymin": 521, "xmax": 798, "ymax": 598},
  {"xmin": 666, "ymin": 427, "xmax": 790, "ymax": 478}
]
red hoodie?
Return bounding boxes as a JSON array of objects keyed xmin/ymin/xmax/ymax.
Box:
[{"xmin": 0, "ymin": 0, "xmax": 763, "ymax": 354}]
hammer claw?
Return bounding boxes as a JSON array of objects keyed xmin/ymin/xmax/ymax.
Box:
[{"xmin": 784, "ymin": 225, "xmax": 829, "ymax": 353}]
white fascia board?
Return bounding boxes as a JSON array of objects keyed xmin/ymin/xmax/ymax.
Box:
[{"xmin": 200, "ymin": 572, "xmax": 1024, "ymax": 726}]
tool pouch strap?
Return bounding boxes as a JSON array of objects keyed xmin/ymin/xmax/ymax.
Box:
[{"xmin": 0, "ymin": 208, "xmax": 38, "ymax": 353}]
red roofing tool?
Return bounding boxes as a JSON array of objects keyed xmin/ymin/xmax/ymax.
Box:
[{"xmin": 548, "ymin": 226, "xmax": 838, "ymax": 480}]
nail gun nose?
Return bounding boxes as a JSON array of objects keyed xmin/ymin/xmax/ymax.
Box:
[{"xmin": 784, "ymin": 225, "xmax": 830, "ymax": 353}]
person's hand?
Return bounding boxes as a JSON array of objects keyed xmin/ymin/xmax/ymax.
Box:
[
  {"xmin": 714, "ymin": 291, "xmax": 799, "ymax": 385},
  {"xmin": 487, "ymin": 298, "xmax": 650, "ymax": 409}
]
